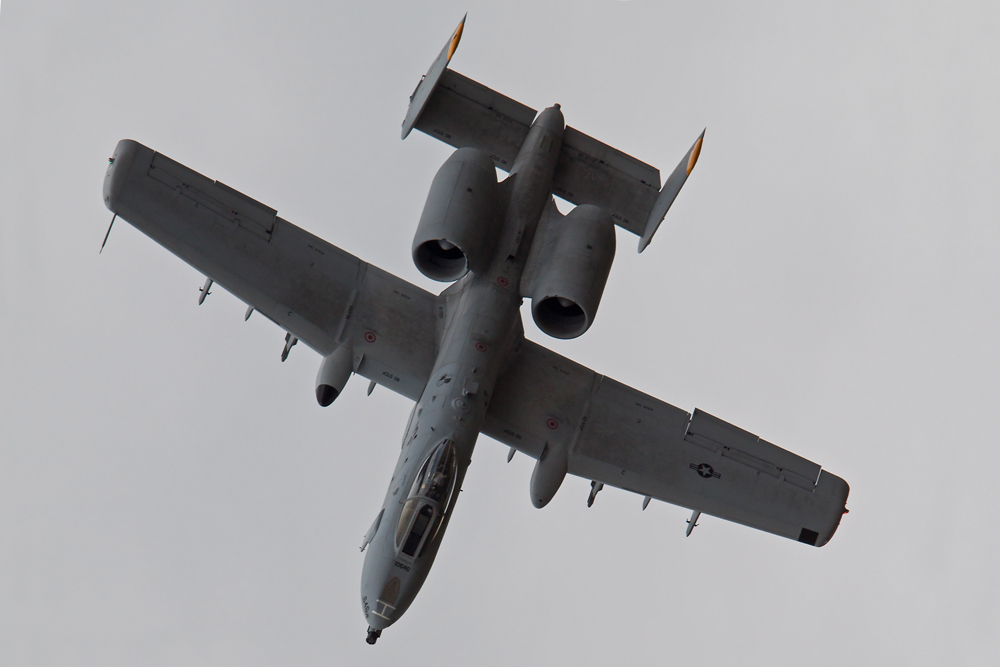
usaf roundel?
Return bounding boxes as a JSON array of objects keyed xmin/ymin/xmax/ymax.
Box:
[{"xmin": 690, "ymin": 463, "xmax": 722, "ymax": 479}]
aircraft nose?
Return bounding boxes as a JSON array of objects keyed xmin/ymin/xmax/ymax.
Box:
[{"xmin": 362, "ymin": 572, "xmax": 405, "ymax": 631}]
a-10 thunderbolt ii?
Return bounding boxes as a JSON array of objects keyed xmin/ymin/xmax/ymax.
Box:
[{"xmin": 102, "ymin": 17, "xmax": 850, "ymax": 645}]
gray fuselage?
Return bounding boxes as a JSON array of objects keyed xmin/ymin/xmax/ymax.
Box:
[{"xmin": 360, "ymin": 105, "xmax": 566, "ymax": 633}]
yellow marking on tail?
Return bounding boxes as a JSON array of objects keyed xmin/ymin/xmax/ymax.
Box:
[
  {"xmin": 447, "ymin": 21, "xmax": 465, "ymax": 61},
  {"xmin": 686, "ymin": 135, "xmax": 704, "ymax": 175}
]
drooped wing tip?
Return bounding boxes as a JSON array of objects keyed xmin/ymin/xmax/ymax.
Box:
[{"xmin": 686, "ymin": 128, "xmax": 706, "ymax": 175}]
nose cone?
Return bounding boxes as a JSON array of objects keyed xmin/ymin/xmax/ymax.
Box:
[
  {"xmin": 361, "ymin": 550, "xmax": 424, "ymax": 632},
  {"xmin": 362, "ymin": 573, "xmax": 403, "ymax": 632},
  {"xmin": 361, "ymin": 550, "xmax": 438, "ymax": 633}
]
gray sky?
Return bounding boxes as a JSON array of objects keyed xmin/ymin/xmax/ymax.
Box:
[{"xmin": 2, "ymin": 1, "xmax": 999, "ymax": 664}]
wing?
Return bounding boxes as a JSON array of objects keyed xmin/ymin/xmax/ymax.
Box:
[
  {"xmin": 103, "ymin": 139, "xmax": 439, "ymax": 400},
  {"xmin": 483, "ymin": 336, "xmax": 849, "ymax": 546}
]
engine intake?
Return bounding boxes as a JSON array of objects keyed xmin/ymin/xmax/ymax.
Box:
[
  {"xmin": 529, "ymin": 204, "xmax": 616, "ymax": 339},
  {"xmin": 412, "ymin": 148, "xmax": 500, "ymax": 281}
]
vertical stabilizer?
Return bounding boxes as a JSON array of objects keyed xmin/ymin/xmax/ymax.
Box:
[
  {"xmin": 401, "ymin": 15, "xmax": 467, "ymax": 140},
  {"xmin": 638, "ymin": 130, "xmax": 705, "ymax": 253}
]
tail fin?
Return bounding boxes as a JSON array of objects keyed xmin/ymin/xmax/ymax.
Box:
[
  {"xmin": 638, "ymin": 130, "xmax": 705, "ymax": 253},
  {"xmin": 400, "ymin": 17, "xmax": 704, "ymax": 255},
  {"xmin": 401, "ymin": 15, "xmax": 467, "ymax": 140}
]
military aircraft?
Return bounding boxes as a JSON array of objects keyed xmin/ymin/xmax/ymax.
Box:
[{"xmin": 102, "ymin": 17, "xmax": 850, "ymax": 645}]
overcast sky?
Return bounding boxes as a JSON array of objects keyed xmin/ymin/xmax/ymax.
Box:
[{"xmin": 2, "ymin": 1, "xmax": 999, "ymax": 665}]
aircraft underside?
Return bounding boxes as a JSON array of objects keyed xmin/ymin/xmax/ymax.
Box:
[{"xmin": 101, "ymin": 16, "xmax": 849, "ymax": 645}]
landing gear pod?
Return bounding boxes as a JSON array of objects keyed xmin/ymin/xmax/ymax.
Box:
[
  {"xmin": 315, "ymin": 346, "xmax": 353, "ymax": 406},
  {"xmin": 412, "ymin": 148, "xmax": 500, "ymax": 281},
  {"xmin": 530, "ymin": 205, "xmax": 616, "ymax": 339},
  {"xmin": 530, "ymin": 440, "xmax": 569, "ymax": 508}
]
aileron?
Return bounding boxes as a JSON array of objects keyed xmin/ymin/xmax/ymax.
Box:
[{"xmin": 685, "ymin": 409, "xmax": 822, "ymax": 490}]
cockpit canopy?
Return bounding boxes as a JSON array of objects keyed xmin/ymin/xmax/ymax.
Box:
[
  {"xmin": 395, "ymin": 440, "xmax": 458, "ymax": 558},
  {"xmin": 408, "ymin": 439, "xmax": 458, "ymax": 506}
]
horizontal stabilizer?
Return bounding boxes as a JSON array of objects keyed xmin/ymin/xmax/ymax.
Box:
[
  {"xmin": 401, "ymin": 17, "xmax": 704, "ymax": 254},
  {"xmin": 411, "ymin": 69, "xmax": 537, "ymax": 170},
  {"xmin": 552, "ymin": 127, "xmax": 661, "ymax": 236},
  {"xmin": 638, "ymin": 129, "xmax": 704, "ymax": 253}
]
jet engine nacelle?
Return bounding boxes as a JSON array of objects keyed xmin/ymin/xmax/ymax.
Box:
[
  {"xmin": 529, "ymin": 204, "xmax": 616, "ymax": 339},
  {"xmin": 315, "ymin": 345, "xmax": 353, "ymax": 406},
  {"xmin": 412, "ymin": 147, "xmax": 500, "ymax": 282}
]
